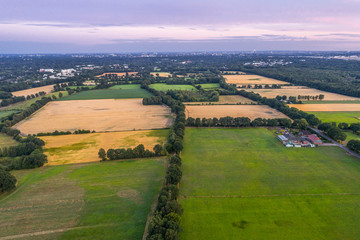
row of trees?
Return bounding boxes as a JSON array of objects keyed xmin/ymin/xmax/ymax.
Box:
[
  {"xmin": 318, "ymin": 123, "xmax": 347, "ymax": 141},
  {"xmin": 186, "ymin": 117, "xmax": 292, "ymax": 128},
  {"xmin": 147, "ymin": 155, "xmax": 183, "ymax": 240},
  {"xmin": 37, "ymin": 129, "xmax": 94, "ymax": 136},
  {"xmin": 347, "ymin": 140, "xmax": 360, "ymax": 154},
  {"xmin": 98, "ymin": 144, "xmax": 165, "ymax": 161}
]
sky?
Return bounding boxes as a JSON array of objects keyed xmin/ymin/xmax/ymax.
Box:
[{"xmin": 0, "ymin": 0, "xmax": 359, "ymax": 53}]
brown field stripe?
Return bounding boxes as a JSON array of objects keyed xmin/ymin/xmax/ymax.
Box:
[
  {"xmin": 181, "ymin": 192, "xmax": 360, "ymax": 199},
  {"xmin": 0, "ymin": 224, "xmax": 118, "ymax": 240}
]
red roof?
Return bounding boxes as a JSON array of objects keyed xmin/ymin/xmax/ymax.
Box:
[{"xmin": 307, "ymin": 134, "xmax": 322, "ymax": 143}]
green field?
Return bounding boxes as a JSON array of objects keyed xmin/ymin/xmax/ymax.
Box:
[
  {"xmin": 0, "ymin": 109, "xmax": 20, "ymax": 119},
  {"xmin": 58, "ymin": 89, "xmax": 152, "ymax": 101},
  {"xmin": 0, "ymin": 159, "xmax": 165, "ymax": 240},
  {"xmin": 344, "ymin": 131, "xmax": 360, "ymax": 143},
  {"xmin": 67, "ymin": 86, "xmax": 96, "ymax": 90},
  {"xmin": 307, "ymin": 111, "xmax": 360, "ymax": 124},
  {"xmin": 149, "ymin": 83, "xmax": 197, "ymax": 91},
  {"xmin": 180, "ymin": 128, "xmax": 360, "ymax": 240},
  {"xmin": 197, "ymin": 83, "xmax": 220, "ymax": 89},
  {"xmin": 0, "ymin": 133, "xmax": 18, "ymax": 148},
  {"xmin": 109, "ymin": 84, "xmax": 141, "ymax": 90}
]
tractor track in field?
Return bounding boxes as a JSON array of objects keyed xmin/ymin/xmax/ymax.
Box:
[{"xmin": 181, "ymin": 192, "xmax": 360, "ymax": 199}]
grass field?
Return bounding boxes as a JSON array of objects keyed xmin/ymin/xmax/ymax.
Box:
[
  {"xmin": 289, "ymin": 104, "xmax": 360, "ymax": 112},
  {"xmin": 184, "ymin": 95, "xmax": 255, "ymax": 105},
  {"xmin": 344, "ymin": 131, "xmax": 360, "ymax": 143},
  {"xmin": 197, "ymin": 83, "xmax": 220, "ymax": 89},
  {"xmin": 306, "ymin": 111, "xmax": 360, "ymax": 124},
  {"xmin": 248, "ymin": 86, "xmax": 360, "ymax": 101},
  {"xmin": 15, "ymin": 99, "xmax": 173, "ymax": 135},
  {"xmin": 180, "ymin": 128, "xmax": 360, "ymax": 240},
  {"xmin": 303, "ymin": 100, "xmax": 360, "ymax": 104},
  {"xmin": 185, "ymin": 105, "xmax": 289, "ymax": 120},
  {"xmin": 108, "ymin": 84, "xmax": 141, "ymax": 90},
  {"xmin": 0, "ymin": 159, "xmax": 165, "ymax": 240},
  {"xmin": 41, "ymin": 129, "xmax": 168, "ymax": 165},
  {"xmin": 58, "ymin": 89, "xmax": 152, "ymax": 101},
  {"xmin": 149, "ymin": 83, "xmax": 197, "ymax": 91},
  {"xmin": 0, "ymin": 133, "xmax": 18, "ymax": 148},
  {"xmin": 11, "ymin": 84, "xmax": 55, "ymax": 97},
  {"xmin": 0, "ymin": 109, "xmax": 20, "ymax": 119}
]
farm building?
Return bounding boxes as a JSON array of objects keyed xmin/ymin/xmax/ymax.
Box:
[
  {"xmin": 277, "ymin": 133, "xmax": 315, "ymax": 148},
  {"xmin": 302, "ymin": 134, "xmax": 323, "ymax": 145}
]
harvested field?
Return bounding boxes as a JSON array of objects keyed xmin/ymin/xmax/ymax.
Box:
[
  {"xmin": 184, "ymin": 95, "xmax": 255, "ymax": 105},
  {"xmin": 224, "ymin": 74, "xmax": 289, "ymax": 85},
  {"xmin": 95, "ymin": 72, "xmax": 137, "ymax": 78},
  {"xmin": 14, "ymin": 99, "xmax": 173, "ymax": 135},
  {"xmin": 248, "ymin": 86, "xmax": 360, "ymax": 101},
  {"xmin": 185, "ymin": 105, "xmax": 289, "ymax": 120},
  {"xmin": 40, "ymin": 129, "xmax": 168, "ymax": 165},
  {"xmin": 151, "ymin": 72, "xmax": 171, "ymax": 77},
  {"xmin": 288, "ymin": 104, "xmax": 360, "ymax": 112},
  {"xmin": 11, "ymin": 84, "xmax": 55, "ymax": 97}
]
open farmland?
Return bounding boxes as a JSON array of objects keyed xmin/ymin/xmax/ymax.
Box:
[
  {"xmin": 11, "ymin": 84, "xmax": 55, "ymax": 97},
  {"xmin": 108, "ymin": 84, "xmax": 141, "ymax": 90},
  {"xmin": 14, "ymin": 99, "xmax": 173, "ymax": 135},
  {"xmin": 40, "ymin": 129, "xmax": 168, "ymax": 165},
  {"xmin": 149, "ymin": 83, "xmax": 197, "ymax": 91},
  {"xmin": 185, "ymin": 105, "xmax": 289, "ymax": 120},
  {"xmin": 184, "ymin": 95, "xmax": 255, "ymax": 105},
  {"xmin": 224, "ymin": 74, "xmax": 289, "ymax": 85},
  {"xmin": 248, "ymin": 86, "xmax": 360, "ymax": 101},
  {"xmin": 288, "ymin": 103, "xmax": 360, "ymax": 112},
  {"xmin": 0, "ymin": 159, "xmax": 165, "ymax": 240},
  {"xmin": 151, "ymin": 72, "xmax": 171, "ymax": 77},
  {"xmin": 58, "ymin": 88, "xmax": 152, "ymax": 101},
  {"xmin": 95, "ymin": 72, "xmax": 138, "ymax": 78},
  {"xmin": 180, "ymin": 128, "xmax": 360, "ymax": 240},
  {"xmin": 197, "ymin": 83, "xmax": 220, "ymax": 89},
  {"xmin": 0, "ymin": 133, "xmax": 18, "ymax": 148},
  {"xmin": 308, "ymin": 112, "xmax": 360, "ymax": 124}
]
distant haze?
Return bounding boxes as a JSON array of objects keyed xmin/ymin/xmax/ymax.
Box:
[{"xmin": 0, "ymin": 0, "xmax": 359, "ymax": 53}]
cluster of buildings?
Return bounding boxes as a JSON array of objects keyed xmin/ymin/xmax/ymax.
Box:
[{"xmin": 277, "ymin": 130, "xmax": 323, "ymax": 148}]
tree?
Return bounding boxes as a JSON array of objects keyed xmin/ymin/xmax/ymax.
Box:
[
  {"xmin": 319, "ymin": 94, "xmax": 325, "ymax": 101},
  {"xmin": 98, "ymin": 148, "xmax": 107, "ymax": 160},
  {"xmin": 153, "ymin": 144, "xmax": 164, "ymax": 156},
  {"xmin": 327, "ymin": 127, "xmax": 347, "ymax": 142},
  {"xmin": 0, "ymin": 168, "xmax": 17, "ymax": 193},
  {"xmin": 58, "ymin": 92, "xmax": 63, "ymax": 98},
  {"xmin": 292, "ymin": 118, "xmax": 308, "ymax": 130}
]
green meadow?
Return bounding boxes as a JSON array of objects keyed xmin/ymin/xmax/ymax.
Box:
[
  {"xmin": 180, "ymin": 128, "xmax": 360, "ymax": 240},
  {"xmin": 58, "ymin": 89, "xmax": 152, "ymax": 101},
  {"xmin": 0, "ymin": 159, "xmax": 165, "ymax": 240},
  {"xmin": 109, "ymin": 84, "xmax": 141, "ymax": 90},
  {"xmin": 0, "ymin": 133, "xmax": 18, "ymax": 148},
  {"xmin": 149, "ymin": 83, "xmax": 197, "ymax": 91},
  {"xmin": 307, "ymin": 111, "xmax": 360, "ymax": 124},
  {"xmin": 197, "ymin": 83, "xmax": 220, "ymax": 89}
]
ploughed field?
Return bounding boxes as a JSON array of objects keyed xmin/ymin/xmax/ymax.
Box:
[
  {"xmin": 14, "ymin": 99, "xmax": 173, "ymax": 135},
  {"xmin": 185, "ymin": 105, "xmax": 289, "ymax": 120},
  {"xmin": 224, "ymin": 74, "xmax": 289, "ymax": 85},
  {"xmin": 184, "ymin": 95, "xmax": 255, "ymax": 105},
  {"xmin": 180, "ymin": 128, "xmax": 360, "ymax": 240},
  {"xmin": 11, "ymin": 84, "xmax": 55, "ymax": 97},
  {"xmin": 40, "ymin": 129, "xmax": 168, "ymax": 165},
  {"xmin": 248, "ymin": 86, "xmax": 360, "ymax": 101},
  {"xmin": 0, "ymin": 159, "xmax": 165, "ymax": 240}
]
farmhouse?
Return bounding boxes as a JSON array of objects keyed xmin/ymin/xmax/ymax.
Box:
[
  {"xmin": 299, "ymin": 131, "xmax": 323, "ymax": 145},
  {"xmin": 277, "ymin": 133, "xmax": 315, "ymax": 148}
]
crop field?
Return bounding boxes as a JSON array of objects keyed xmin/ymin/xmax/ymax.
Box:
[
  {"xmin": 184, "ymin": 95, "xmax": 255, "ymax": 105},
  {"xmin": 58, "ymin": 88, "xmax": 152, "ymax": 101},
  {"xmin": 40, "ymin": 129, "xmax": 168, "ymax": 165},
  {"xmin": 14, "ymin": 99, "xmax": 173, "ymax": 135},
  {"xmin": 11, "ymin": 84, "xmax": 55, "ymax": 97},
  {"xmin": 248, "ymin": 86, "xmax": 360, "ymax": 101},
  {"xmin": 307, "ymin": 112, "xmax": 360, "ymax": 124},
  {"xmin": 149, "ymin": 83, "xmax": 197, "ymax": 91},
  {"xmin": 0, "ymin": 159, "xmax": 165, "ymax": 240},
  {"xmin": 180, "ymin": 128, "xmax": 360, "ymax": 240},
  {"xmin": 288, "ymin": 103, "xmax": 360, "ymax": 112},
  {"xmin": 224, "ymin": 74, "xmax": 289, "ymax": 85},
  {"xmin": 0, "ymin": 133, "xmax": 18, "ymax": 148},
  {"xmin": 150, "ymin": 72, "xmax": 171, "ymax": 77},
  {"xmin": 95, "ymin": 72, "xmax": 138, "ymax": 78},
  {"xmin": 185, "ymin": 105, "xmax": 289, "ymax": 120},
  {"xmin": 108, "ymin": 84, "xmax": 141, "ymax": 90}
]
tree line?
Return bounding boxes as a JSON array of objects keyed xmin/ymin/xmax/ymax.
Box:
[
  {"xmin": 98, "ymin": 144, "xmax": 165, "ymax": 161},
  {"xmin": 186, "ymin": 117, "xmax": 292, "ymax": 128},
  {"xmin": 37, "ymin": 129, "xmax": 94, "ymax": 136}
]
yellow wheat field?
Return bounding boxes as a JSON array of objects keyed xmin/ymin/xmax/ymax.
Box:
[
  {"xmin": 185, "ymin": 105, "xmax": 289, "ymax": 120},
  {"xmin": 11, "ymin": 84, "xmax": 55, "ymax": 97},
  {"xmin": 224, "ymin": 74, "xmax": 289, "ymax": 85},
  {"xmin": 288, "ymin": 104, "xmax": 360, "ymax": 112},
  {"xmin": 40, "ymin": 130, "xmax": 168, "ymax": 165},
  {"xmin": 14, "ymin": 99, "xmax": 173, "ymax": 135},
  {"xmin": 248, "ymin": 86, "xmax": 360, "ymax": 101}
]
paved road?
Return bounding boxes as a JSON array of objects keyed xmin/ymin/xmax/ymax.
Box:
[{"xmin": 309, "ymin": 127, "xmax": 360, "ymax": 159}]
